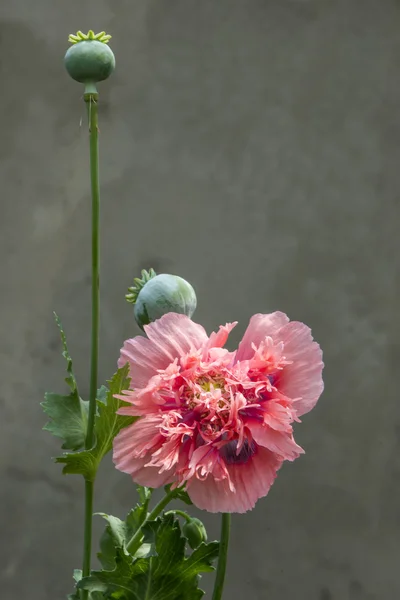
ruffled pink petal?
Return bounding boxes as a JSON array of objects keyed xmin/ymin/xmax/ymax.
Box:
[
  {"xmin": 185, "ymin": 445, "xmax": 233, "ymax": 487},
  {"xmin": 147, "ymin": 437, "xmax": 182, "ymax": 473},
  {"xmin": 115, "ymin": 404, "xmax": 137, "ymax": 416},
  {"xmin": 258, "ymin": 399, "xmax": 296, "ymax": 431},
  {"xmin": 236, "ymin": 312, "xmax": 290, "ymax": 362},
  {"xmin": 187, "ymin": 446, "xmax": 282, "ymax": 513},
  {"xmin": 118, "ymin": 337, "xmax": 172, "ymax": 389},
  {"xmin": 248, "ymin": 421, "xmax": 304, "ymax": 461},
  {"xmin": 116, "ymin": 454, "xmax": 175, "ymax": 487},
  {"xmin": 144, "ymin": 313, "xmax": 208, "ymax": 363},
  {"xmin": 277, "ymin": 321, "xmax": 324, "ymax": 416},
  {"xmin": 114, "ymin": 389, "xmax": 167, "ymax": 416},
  {"xmin": 113, "ymin": 419, "xmax": 163, "ymax": 465},
  {"xmin": 113, "ymin": 422, "xmax": 176, "ymax": 487},
  {"xmin": 118, "ymin": 313, "xmax": 208, "ymax": 389},
  {"xmin": 206, "ymin": 322, "xmax": 238, "ymax": 351}
]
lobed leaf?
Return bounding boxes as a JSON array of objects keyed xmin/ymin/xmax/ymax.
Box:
[
  {"xmin": 97, "ymin": 498, "xmax": 154, "ymax": 570},
  {"xmin": 42, "ymin": 314, "xmax": 88, "ymax": 451},
  {"xmin": 79, "ymin": 514, "xmax": 219, "ymax": 600},
  {"xmin": 55, "ymin": 364, "xmax": 135, "ymax": 480}
]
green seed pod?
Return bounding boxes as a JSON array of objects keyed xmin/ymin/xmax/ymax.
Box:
[
  {"xmin": 183, "ymin": 518, "xmax": 208, "ymax": 550},
  {"xmin": 126, "ymin": 269, "xmax": 197, "ymax": 331},
  {"xmin": 64, "ymin": 30, "xmax": 115, "ymax": 84}
]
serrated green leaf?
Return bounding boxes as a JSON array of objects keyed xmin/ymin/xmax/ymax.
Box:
[
  {"xmin": 42, "ymin": 315, "xmax": 88, "ymax": 450},
  {"xmin": 79, "ymin": 514, "xmax": 219, "ymax": 600},
  {"xmin": 137, "ymin": 520, "xmax": 158, "ymax": 558},
  {"xmin": 55, "ymin": 364, "xmax": 134, "ymax": 480},
  {"xmin": 97, "ymin": 502, "xmax": 151, "ymax": 570},
  {"xmin": 55, "ymin": 450, "xmax": 96, "ymax": 478},
  {"xmin": 98, "ymin": 514, "xmax": 128, "ymax": 549},
  {"xmin": 98, "ymin": 526, "xmax": 118, "ymax": 570},
  {"xmin": 78, "ymin": 548, "xmax": 133, "ymax": 598},
  {"xmin": 92, "ymin": 365, "xmax": 134, "ymax": 459},
  {"xmin": 96, "ymin": 385, "xmax": 108, "ymax": 404},
  {"xmin": 42, "ymin": 393, "xmax": 88, "ymax": 451},
  {"xmin": 137, "ymin": 486, "xmax": 153, "ymax": 505},
  {"xmin": 67, "ymin": 569, "xmax": 83, "ymax": 600},
  {"xmin": 125, "ymin": 503, "xmax": 149, "ymax": 536},
  {"xmin": 54, "ymin": 312, "xmax": 78, "ymax": 393}
]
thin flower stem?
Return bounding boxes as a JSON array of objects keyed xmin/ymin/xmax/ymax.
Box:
[
  {"xmin": 126, "ymin": 489, "xmax": 178, "ymax": 554},
  {"xmin": 85, "ymin": 92, "xmax": 100, "ymax": 451},
  {"xmin": 212, "ymin": 513, "xmax": 231, "ymax": 600},
  {"xmin": 165, "ymin": 509, "xmax": 191, "ymax": 522},
  {"xmin": 81, "ymin": 480, "xmax": 94, "ymax": 586},
  {"xmin": 81, "ymin": 89, "xmax": 100, "ymax": 600}
]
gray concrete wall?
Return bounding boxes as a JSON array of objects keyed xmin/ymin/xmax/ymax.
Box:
[{"xmin": 0, "ymin": 0, "xmax": 399, "ymax": 598}]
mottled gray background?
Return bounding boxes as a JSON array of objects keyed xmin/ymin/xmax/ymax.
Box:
[{"xmin": 0, "ymin": 0, "xmax": 398, "ymax": 598}]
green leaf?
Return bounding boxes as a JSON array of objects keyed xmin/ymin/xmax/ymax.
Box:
[
  {"xmin": 67, "ymin": 569, "xmax": 83, "ymax": 600},
  {"xmin": 125, "ymin": 503, "xmax": 150, "ymax": 538},
  {"xmin": 98, "ymin": 526, "xmax": 118, "ymax": 571},
  {"xmin": 79, "ymin": 548, "xmax": 134, "ymax": 598},
  {"xmin": 42, "ymin": 314, "xmax": 88, "ymax": 451},
  {"xmin": 53, "ymin": 313, "xmax": 78, "ymax": 393},
  {"xmin": 96, "ymin": 385, "xmax": 108, "ymax": 404},
  {"xmin": 55, "ymin": 364, "xmax": 134, "ymax": 480},
  {"xmin": 42, "ymin": 392, "xmax": 88, "ymax": 451},
  {"xmin": 137, "ymin": 486, "xmax": 153, "ymax": 505},
  {"xmin": 68, "ymin": 589, "xmax": 104, "ymax": 600},
  {"xmin": 68, "ymin": 569, "xmax": 106, "ymax": 599},
  {"xmin": 99, "ymin": 514, "xmax": 128, "ymax": 551},
  {"xmin": 79, "ymin": 514, "xmax": 219, "ymax": 600},
  {"xmin": 97, "ymin": 502, "xmax": 152, "ymax": 569}
]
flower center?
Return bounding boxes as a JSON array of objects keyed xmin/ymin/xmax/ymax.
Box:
[
  {"xmin": 196, "ymin": 374, "xmax": 226, "ymax": 391},
  {"xmin": 157, "ymin": 359, "xmax": 283, "ymax": 451},
  {"xmin": 178, "ymin": 371, "xmax": 233, "ymax": 438}
]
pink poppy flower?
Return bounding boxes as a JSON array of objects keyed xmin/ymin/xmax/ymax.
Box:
[{"xmin": 113, "ymin": 312, "xmax": 323, "ymax": 513}]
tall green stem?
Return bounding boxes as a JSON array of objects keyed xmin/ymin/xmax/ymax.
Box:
[
  {"xmin": 81, "ymin": 89, "xmax": 100, "ymax": 600},
  {"xmin": 81, "ymin": 480, "xmax": 94, "ymax": 580},
  {"xmin": 212, "ymin": 513, "xmax": 231, "ymax": 600},
  {"xmin": 85, "ymin": 90, "xmax": 100, "ymax": 450}
]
